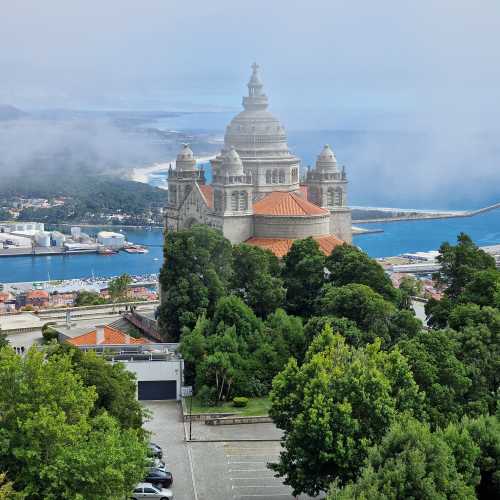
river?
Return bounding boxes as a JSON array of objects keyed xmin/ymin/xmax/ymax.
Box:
[{"xmin": 1, "ymin": 210, "xmax": 499, "ymax": 283}]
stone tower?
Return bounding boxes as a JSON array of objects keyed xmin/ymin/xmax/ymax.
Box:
[{"xmin": 306, "ymin": 145, "xmax": 352, "ymax": 243}]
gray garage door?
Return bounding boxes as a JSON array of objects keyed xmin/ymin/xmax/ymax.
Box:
[{"xmin": 138, "ymin": 380, "xmax": 177, "ymax": 400}]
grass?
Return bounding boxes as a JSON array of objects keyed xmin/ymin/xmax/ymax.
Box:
[{"xmin": 186, "ymin": 396, "xmax": 271, "ymax": 417}]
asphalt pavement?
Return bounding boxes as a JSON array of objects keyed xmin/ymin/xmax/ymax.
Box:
[{"xmin": 143, "ymin": 401, "xmax": 316, "ymax": 500}]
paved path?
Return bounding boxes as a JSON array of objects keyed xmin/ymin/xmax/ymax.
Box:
[
  {"xmin": 143, "ymin": 401, "xmax": 196, "ymax": 500},
  {"xmin": 144, "ymin": 401, "xmax": 316, "ymax": 500}
]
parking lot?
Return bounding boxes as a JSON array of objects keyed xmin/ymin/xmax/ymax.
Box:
[{"xmin": 143, "ymin": 401, "xmax": 314, "ymax": 500}]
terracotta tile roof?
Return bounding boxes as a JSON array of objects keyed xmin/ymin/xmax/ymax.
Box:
[
  {"xmin": 67, "ymin": 325, "xmax": 151, "ymax": 346},
  {"xmin": 26, "ymin": 290, "xmax": 49, "ymax": 299},
  {"xmin": 253, "ymin": 191, "xmax": 328, "ymax": 216},
  {"xmin": 199, "ymin": 185, "xmax": 214, "ymax": 208},
  {"xmin": 245, "ymin": 234, "xmax": 344, "ymax": 258}
]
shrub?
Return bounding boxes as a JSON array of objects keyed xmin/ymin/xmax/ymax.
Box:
[
  {"xmin": 233, "ymin": 397, "xmax": 249, "ymax": 408},
  {"xmin": 197, "ymin": 385, "xmax": 217, "ymax": 407},
  {"xmin": 42, "ymin": 323, "xmax": 58, "ymax": 343}
]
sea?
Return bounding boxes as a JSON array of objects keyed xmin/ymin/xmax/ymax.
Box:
[{"xmin": 1, "ymin": 111, "xmax": 499, "ymax": 283}]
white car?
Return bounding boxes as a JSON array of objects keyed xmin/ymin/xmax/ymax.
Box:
[{"xmin": 131, "ymin": 482, "xmax": 173, "ymax": 499}]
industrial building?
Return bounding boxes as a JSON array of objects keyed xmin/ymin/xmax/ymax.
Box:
[{"xmin": 97, "ymin": 231, "xmax": 126, "ymax": 249}]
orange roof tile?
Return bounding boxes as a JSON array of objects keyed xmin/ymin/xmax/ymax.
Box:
[
  {"xmin": 199, "ymin": 185, "xmax": 214, "ymax": 208},
  {"xmin": 67, "ymin": 325, "xmax": 151, "ymax": 346},
  {"xmin": 253, "ymin": 191, "xmax": 328, "ymax": 216},
  {"xmin": 26, "ymin": 290, "xmax": 49, "ymax": 299},
  {"xmin": 245, "ymin": 234, "xmax": 344, "ymax": 258}
]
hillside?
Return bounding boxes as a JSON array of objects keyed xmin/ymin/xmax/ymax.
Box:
[{"xmin": 0, "ymin": 105, "xmax": 27, "ymax": 120}]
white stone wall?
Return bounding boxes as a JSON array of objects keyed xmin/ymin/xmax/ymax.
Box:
[
  {"xmin": 254, "ymin": 214, "xmax": 330, "ymax": 239},
  {"xmin": 330, "ymin": 209, "xmax": 352, "ymax": 243},
  {"xmin": 222, "ymin": 215, "xmax": 254, "ymax": 243}
]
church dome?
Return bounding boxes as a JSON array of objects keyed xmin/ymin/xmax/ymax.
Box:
[
  {"xmin": 176, "ymin": 144, "xmax": 196, "ymax": 171},
  {"xmin": 222, "ymin": 147, "xmax": 244, "ymax": 177},
  {"xmin": 315, "ymin": 144, "xmax": 338, "ymax": 172},
  {"xmin": 224, "ymin": 63, "xmax": 291, "ymax": 158}
]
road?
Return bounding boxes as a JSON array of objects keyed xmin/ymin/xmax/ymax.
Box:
[{"xmin": 143, "ymin": 401, "xmax": 316, "ymax": 500}]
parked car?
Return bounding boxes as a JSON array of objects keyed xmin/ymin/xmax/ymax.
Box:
[
  {"xmin": 148, "ymin": 442, "xmax": 163, "ymax": 459},
  {"xmin": 145, "ymin": 467, "xmax": 173, "ymax": 488},
  {"xmin": 131, "ymin": 482, "xmax": 173, "ymax": 499},
  {"xmin": 149, "ymin": 457, "xmax": 168, "ymax": 472}
]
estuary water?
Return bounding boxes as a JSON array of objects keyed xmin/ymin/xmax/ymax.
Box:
[{"xmin": 1, "ymin": 210, "xmax": 499, "ymax": 283}]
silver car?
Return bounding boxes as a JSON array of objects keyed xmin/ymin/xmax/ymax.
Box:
[{"xmin": 131, "ymin": 482, "xmax": 173, "ymax": 499}]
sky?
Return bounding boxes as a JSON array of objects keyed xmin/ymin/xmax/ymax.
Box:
[
  {"xmin": 1, "ymin": 0, "xmax": 500, "ymax": 208},
  {"xmin": 2, "ymin": 1, "xmax": 500, "ymax": 123}
]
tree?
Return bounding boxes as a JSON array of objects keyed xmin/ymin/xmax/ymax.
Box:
[
  {"xmin": 231, "ymin": 243, "xmax": 285, "ymax": 317},
  {"xmin": 0, "ymin": 473, "xmax": 18, "ymax": 500},
  {"xmin": 74, "ymin": 290, "xmax": 107, "ymax": 306},
  {"xmin": 398, "ymin": 329, "xmax": 471, "ymax": 427},
  {"xmin": 108, "ymin": 273, "xmax": 132, "ymax": 304},
  {"xmin": 458, "ymin": 415, "xmax": 500, "ymax": 499},
  {"xmin": 434, "ymin": 233, "xmax": 496, "ymax": 299},
  {"xmin": 0, "ymin": 331, "xmax": 9, "ymax": 348},
  {"xmin": 282, "ymin": 237, "xmax": 326, "ymax": 318},
  {"xmin": 158, "ymin": 225, "xmax": 233, "ymax": 341},
  {"xmin": 0, "ymin": 348, "xmax": 147, "ymax": 499},
  {"xmin": 328, "ymin": 417, "xmax": 478, "ymax": 500},
  {"xmin": 325, "ymin": 244, "xmax": 399, "ymax": 304},
  {"xmin": 68, "ymin": 348, "xmax": 145, "ymax": 430},
  {"xmin": 460, "ymin": 268, "xmax": 500, "ymax": 308},
  {"xmin": 303, "ymin": 315, "xmax": 364, "ymax": 347},
  {"xmin": 269, "ymin": 332, "xmax": 424, "ymax": 496}
]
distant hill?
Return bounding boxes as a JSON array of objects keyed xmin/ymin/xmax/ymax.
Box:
[{"xmin": 0, "ymin": 105, "xmax": 27, "ymax": 121}]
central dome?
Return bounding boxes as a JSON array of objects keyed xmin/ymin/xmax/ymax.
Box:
[{"xmin": 224, "ymin": 63, "xmax": 292, "ymax": 158}]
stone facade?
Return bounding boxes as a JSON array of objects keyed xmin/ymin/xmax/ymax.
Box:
[{"xmin": 165, "ymin": 64, "xmax": 352, "ymax": 251}]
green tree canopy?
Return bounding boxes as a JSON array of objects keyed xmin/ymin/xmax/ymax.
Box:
[
  {"xmin": 107, "ymin": 273, "xmax": 132, "ymax": 303},
  {"xmin": 0, "ymin": 348, "xmax": 147, "ymax": 499},
  {"xmin": 231, "ymin": 243, "xmax": 285, "ymax": 317},
  {"xmin": 74, "ymin": 290, "xmax": 107, "ymax": 307},
  {"xmin": 158, "ymin": 225, "xmax": 233, "ymax": 340},
  {"xmin": 328, "ymin": 417, "xmax": 478, "ymax": 500},
  {"xmin": 269, "ymin": 331, "xmax": 424, "ymax": 496},
  {"xmin": 317, "ymin": 283, "xmax": 422, "ymax": 347},
  {"xmin": 325, "ymin": 244, "xmax": 399, "ymax": 304},
  {"xmin": 434, "ymin": 233, "xmax": 496, "ymax": 300},
  {"xmin": 398, "ymin": 329, "xmax": 472, "ymax": 427},
  {"xmin": 282, "ymin": 237, "xmax": 326, "ymax": 318}
]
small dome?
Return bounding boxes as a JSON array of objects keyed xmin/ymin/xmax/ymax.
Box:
[
  {"xmin": 315, "ymin": 144, "xmax": 338, "ymax": 172},
  {"xmin": 176, "ymin": 143, "xmax": 196, "ymax": 171},
  {"xmin": 222, "ymin": 147, "xmax": 244, "ymax": 177},
  {"xmin": 177, "ymin": 143, "xmax": 194, "ymax": 161}
]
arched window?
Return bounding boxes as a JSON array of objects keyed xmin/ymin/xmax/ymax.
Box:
[
  {"xmin": 214, "ymin": 191, "xmax": 223, "ymax": 212},
  {"xmin": 239, "ymin": 191, "xmax": 248, "ymax": 210},
  {"xmin": 279, "ymin": 170, "xmax": 285, "ymax": 183},
  {"xmin": 334, "ymin": 189, "xmax": 342, "ymax": 206},
  {"xmin": 272, "ymin": 169, "xmax": 278, "ymax": 183},
  {"xmin": 231, "ymin": 192, "xmax": 238, "ymax": 211},
  {"xmin": 291, "ymin": 168, "xmax": 298, "ymax": 183},
  {"xmin": 327, "ymin": 188, "xmax": 334, "ymax": 206},
  {"xmin": 169, "ymin": 186, "xmax": 177, "ymax": 205},
  {"xmin": 266, "ymin": 170, "xmax": 272, "ymax": 184}
]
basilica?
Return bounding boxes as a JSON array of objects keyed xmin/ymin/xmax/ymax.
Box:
[{"xmin": 165, "ymin": 64, "xmax": 352, "ymax": 257}]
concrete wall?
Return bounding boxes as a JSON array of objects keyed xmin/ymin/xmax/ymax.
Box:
[
  {"xmin": 253, "ymin": 214, "xmax": 330, "ymax": 238},
  {"xmin": 122, "ymin": 359, "xmax": 183, "ymax": 401},
  {"xmin": 330, "ymin": 209, "xmax": 352, "ymax": 243}
]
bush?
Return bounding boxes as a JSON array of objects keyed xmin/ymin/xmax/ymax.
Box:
[
  {"xmin": 233, "ymin": 397, "xmax": 249, "ymax": 408},
  {"xmin": 197, "ymin": 385, "xmax": 217, "ymax": 407},
  {"xmin": 42, "ymin": 323, "xmax": 58, "ymax": 343}
]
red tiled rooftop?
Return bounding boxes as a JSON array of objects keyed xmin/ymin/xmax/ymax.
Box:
[
  {"xmin": 253, "ymin": 191, "xmax": 328, "ymax": 216},
  {"xmin": 199, "ymin": 185, "xmax": 214, "ymax": 208},
  {"xmin": 26, "ymin": 290, "xmax": 49, "ymax": 299},
  {"xmin": 245, "ymin": 234, "xmax": 344, "ymax": 258},
  {"xmin": 67, "ymin": 325, "xmax": 151, "ymax": 346}
]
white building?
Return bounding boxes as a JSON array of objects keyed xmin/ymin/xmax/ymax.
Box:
[
  {"xmin": 34, "ymin": 231, "xmax": 51, "ymax": 247},
  {"xmin": 70, "ymin": 226, "xmax": 81, "ymax": 240},
  {"xmin": 64, "ymin": 325, "xmax": 183, "ymax": 400},
  {"xmin": 51, "ymin": 231, "xmax": 66, "ymax": 246},
  {"xmin": 97, "ymin": 231, "xmax": 126, "ymax": 249}
]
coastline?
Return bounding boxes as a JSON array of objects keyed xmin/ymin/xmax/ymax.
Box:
[{"xmin": 130, "ymin": 155, "xmax": 216, "ymax": 183}]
